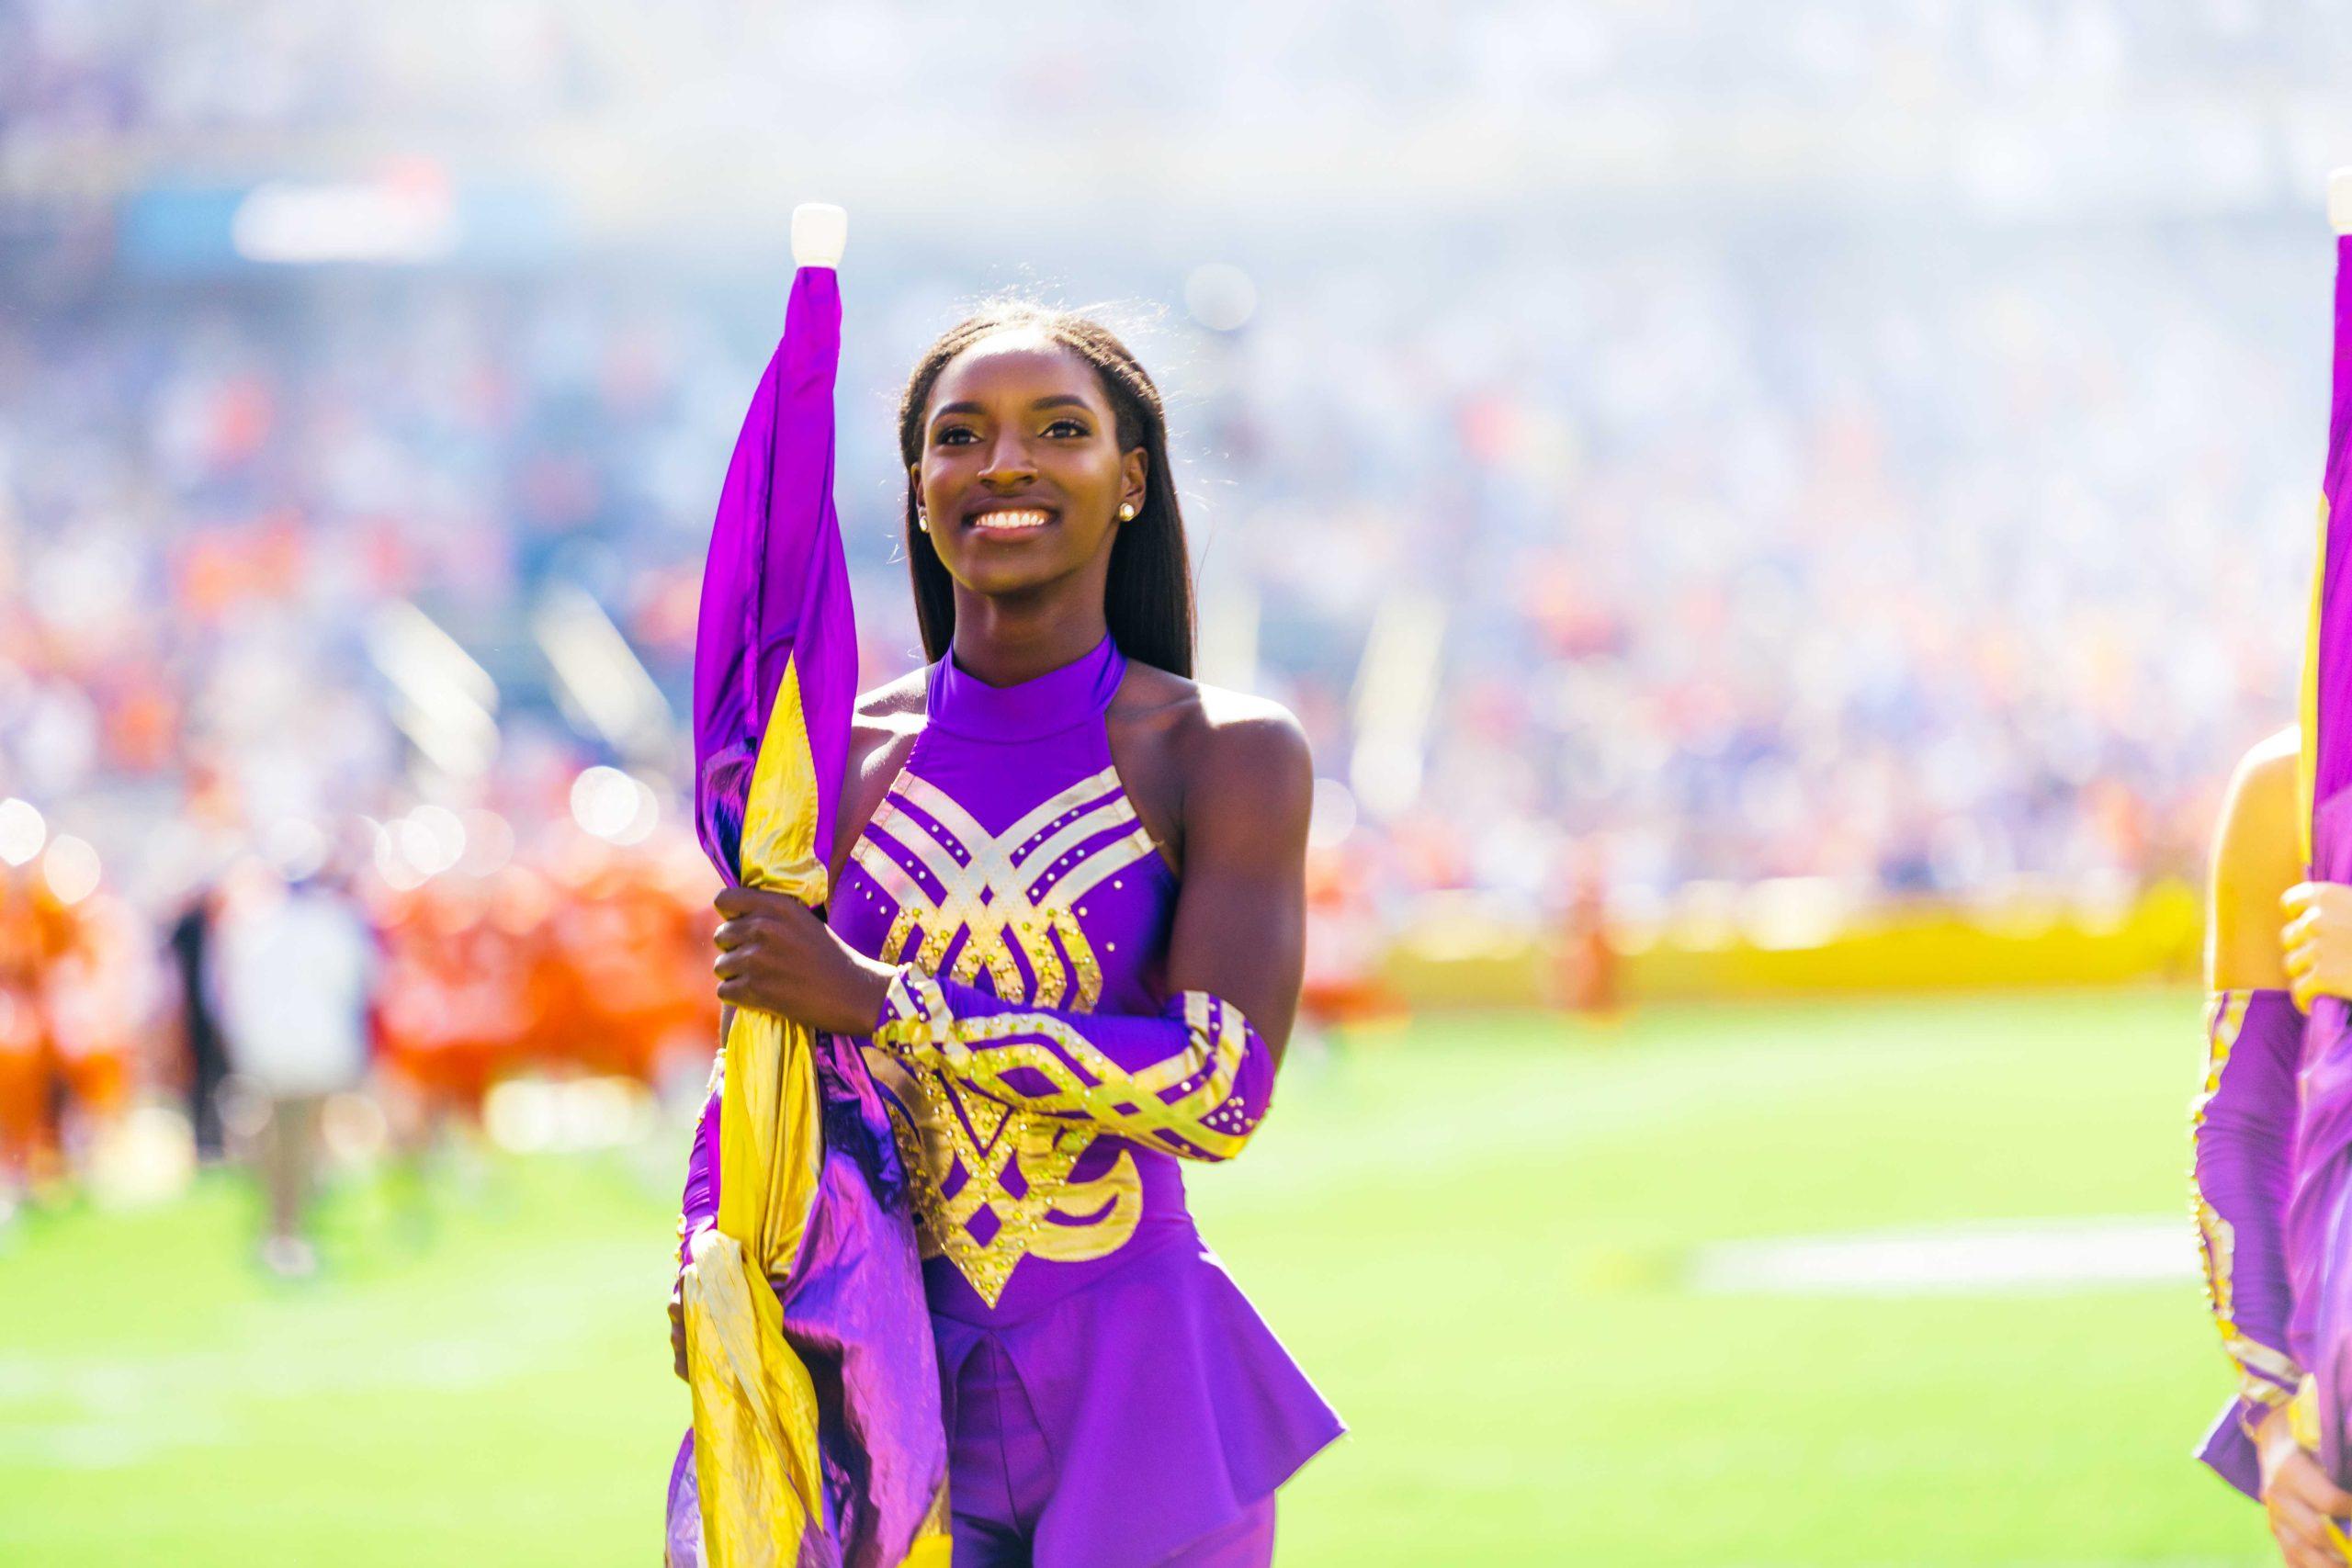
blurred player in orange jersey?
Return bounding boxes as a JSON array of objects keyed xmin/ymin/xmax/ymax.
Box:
[
  {"xmin": 640, "ymin": 834, "xmax": 722, "ymax": 1099},
  {"xmin": 420, "ymin": 875, "xmax": 537, "ymax": 1099},
  {"xmin": 0, "ymin": 866, "xmax": 52, "ymax": 1205},
  {"xmin": 541, "ymin": 830, "xmax": 717, "ymax": 1095},
  {"xmin": 373, "ymin": 880, "xmax": 503, "ymax": 1122},
  {"xmin": 1551, "ymin": 847, "xmax": 1623, "ymax": 1020},
  {"xmin": 355, "ymin": 872, "xmax": 481, "ymax": 1236},
  {"xmin": 41, "ymin": 888, "xmax": 158, "ymax": 1140},
  {"xmin": 1297, "ymin": 844, "xmax": 1395, "ymax": 1034},
  {"xmin": 480, "ymin": 862, "xmax": 562, "ymax": 1069}
]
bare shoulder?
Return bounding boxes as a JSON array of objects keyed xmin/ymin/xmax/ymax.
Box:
[
  {"xmin": 853, "ymin": 666, "xmax": 929, "ymax": 728},
  {"xmin": 2208, "ymin": 724, "xmax": 2302, "ymax": 990},
  {"xmin": 847, "ymin": 666, "xmax": 928, "ymax": 779},
  {"xmin": 1117, "ymin": 665, "xmax": 1310, "ymax": 785},
  {"xmin": 2213, "ymin": 728, "xmax": 2302, "ymax": 876},
  {"xmin": 1187, "ymin": 681, "xmax": 1311, "ymax": 791}
]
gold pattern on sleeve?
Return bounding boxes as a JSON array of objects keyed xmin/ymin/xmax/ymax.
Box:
[{"xmin": 876, "ymin": 972, "xmax": 1257, "ymax": 1161}]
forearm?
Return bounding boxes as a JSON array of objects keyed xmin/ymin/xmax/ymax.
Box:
[
  {"xmin": 2192, "ymin": 988, "xmax": 2305, "ymax": 1430},
  {"xmin": 870, "ymin": 967, "xmax": 1273, "ymax": 1161}
]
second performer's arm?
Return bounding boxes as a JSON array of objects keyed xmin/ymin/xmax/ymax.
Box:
[
  {"xmin": 2192, "ymin": 986, "xmax": 2306, "ymax": 1436},
  {"xmin": 2195, "ymin": 732, "xmax": 2328, "ymax": 1528}
]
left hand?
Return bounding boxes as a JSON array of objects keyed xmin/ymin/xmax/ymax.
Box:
[
  {"xmin": 712, "ymin": 885, "xmax": 894, "ymax": 1037},
  {"xmin": 2284, "ymin": 882, "xmax": 2352, "ymax": 1013}
]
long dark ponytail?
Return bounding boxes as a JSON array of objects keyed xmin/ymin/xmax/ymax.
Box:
[{"xmin": 894, "ymin": 300, "xmax": 1194, "ymax": 678}]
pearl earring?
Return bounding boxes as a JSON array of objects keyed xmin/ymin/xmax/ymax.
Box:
[
  {"xmin": 1117, "ymin": 502, "xmax": 1137, "ymax": 522},
  {"xmin": 916, "ymin": 511, "xmax": 930, "ymax": 533}
]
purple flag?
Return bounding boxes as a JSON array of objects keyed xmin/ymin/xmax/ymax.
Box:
[
  {"xmin": 2289, "ymin": 219, "xmax": 2352, "ymax": 1483},
  {"xmin": 673, "ymin": 245, "xmax": 947, "ymax": 1568}
]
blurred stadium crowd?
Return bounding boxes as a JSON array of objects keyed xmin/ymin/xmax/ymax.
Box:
[{"xmin": 1, "ymin": 0, "xmax": 2345, "ymax": 1203}]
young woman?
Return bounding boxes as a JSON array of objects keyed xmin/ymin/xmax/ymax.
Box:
[
  {"xmin": 680, "ymin": 300, "xmax": 1342, "ymax": 1566},
  {"xmin": 2196, "ymin": 724, "xmax": 2352, "ymax": 1568}
]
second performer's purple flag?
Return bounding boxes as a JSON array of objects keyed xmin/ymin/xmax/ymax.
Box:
[
  {"xmin": 673, "ymin": 209, "xmax": 949, "ymax": 1568},
  {"xmin": 2287, "ymin": 179, "xmax": 2352, "ymax": 1488}
]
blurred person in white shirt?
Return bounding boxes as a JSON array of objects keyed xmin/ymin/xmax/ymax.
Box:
[{"xmin": 212, "ymin": 848, "xmax": 376, "ymax": 1278}]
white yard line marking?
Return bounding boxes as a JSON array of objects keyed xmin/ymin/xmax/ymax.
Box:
[{"xmin": 1688, "ymin": 1215, "xmax": 2194, "ymax": 1296}]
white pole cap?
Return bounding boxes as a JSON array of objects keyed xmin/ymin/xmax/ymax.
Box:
[
  {"xmin": 2331, "ymin": 169, "xmax": 2352, "ymax": 236},
  {"xmin": 792, "ymin": 203, "xmax": 847, "ymax": 268}
]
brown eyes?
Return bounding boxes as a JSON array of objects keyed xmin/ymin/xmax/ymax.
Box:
[{"xmin": 933, "ymin": 419, "xmax": 1091, "ymax": 446}]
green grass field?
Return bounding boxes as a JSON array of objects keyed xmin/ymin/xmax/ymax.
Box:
[{"xmin": 0, "ymin": 992, "xmax": 2282, "ymax": 1565}]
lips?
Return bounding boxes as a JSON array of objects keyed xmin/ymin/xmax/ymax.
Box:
[{"xmin": 966, "ymin": 505, "xmax": 1057, "ymax": 533}]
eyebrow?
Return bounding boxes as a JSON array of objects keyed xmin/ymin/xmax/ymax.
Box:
[{"xmin": 931, "ymin": 394, "xmax": 1096, "ymax": 422}]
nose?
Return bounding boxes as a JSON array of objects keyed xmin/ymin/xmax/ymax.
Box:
[{"xmin": 978, "ymin": 428, "xmax": 1036, "ymax": 490}]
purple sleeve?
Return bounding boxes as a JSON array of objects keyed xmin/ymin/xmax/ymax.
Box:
[
  {"xmin": 870, "ymin": 968, "xmax": 1274, "ymax": 1163},
  {"xmin": 2193, "ymin": 987, "xmax": 2306, "ymax": 1498}
]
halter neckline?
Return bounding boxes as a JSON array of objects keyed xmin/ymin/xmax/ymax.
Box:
[{"xmin": 927, "ymin": 634, "xmax": 1125, "ymax": 742}]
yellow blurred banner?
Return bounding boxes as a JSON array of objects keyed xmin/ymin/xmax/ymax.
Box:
[{"xmin": 1384, "ymin": 879, "xmax": 2201, "ymax": 1008}]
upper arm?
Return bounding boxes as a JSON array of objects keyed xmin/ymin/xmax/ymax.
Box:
[
  {"xmin": 2209, "ymin": 729, "xmax": 2304, "ymax": 992},
  {"xmin": 1160, "ymin": 697, "xmax": 1314, "ymax": 1059}
]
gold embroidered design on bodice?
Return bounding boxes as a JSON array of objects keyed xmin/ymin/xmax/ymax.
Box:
[{"xmin": 852, "ymin": 764, "xmax": 1160, "ymax": 1305}]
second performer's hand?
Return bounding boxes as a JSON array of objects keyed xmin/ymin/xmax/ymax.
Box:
[
  {"xmin": 2284, "ymin": 883, "xmax": 2352, "ymax": 1014},
  {"xmin": 2256, "ymin": 1401, "xmax": 2352, "ymax": 1568},
  {"xmin": 712, "ymin": 885, "xmax": 895, "ymax": 1037}
]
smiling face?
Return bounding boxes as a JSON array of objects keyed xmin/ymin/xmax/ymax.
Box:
[{"xmin": 910, "ymin": 329, "xmax": 1148, "ymax": 602}]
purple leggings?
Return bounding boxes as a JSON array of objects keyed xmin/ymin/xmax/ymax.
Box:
[{"xmin": 950, "ymin": 1339, "xmax": 1276, "ymax": 1568}]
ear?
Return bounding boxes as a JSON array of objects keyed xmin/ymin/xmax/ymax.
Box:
[{"xmin": 1120, "ymin": 446, "xmax": 1148, "ymax": 518}]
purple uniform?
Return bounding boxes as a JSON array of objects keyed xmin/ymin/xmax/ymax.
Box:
[
  {"xmin": 2192, "ymin": 987, "xmax": 2307, "ymax": 1495},
  {"xmin": 679, "ymin": 633, "xmax": 1340, "ymax": 1566}
]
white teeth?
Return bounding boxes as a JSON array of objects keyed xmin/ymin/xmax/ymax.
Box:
[{"xmin": 970, "ymin": 508, "xmax": 1051, "ymax": 531}]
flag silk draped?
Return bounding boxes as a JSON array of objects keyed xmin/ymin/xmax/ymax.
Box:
[
  {"xmin": 676, "ymin": 261, "xmax": 949, "ymax": 1568},
  {"xmin": 2290, "ymin": 228, "xmax": 2352, "ymax": 1486}
]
